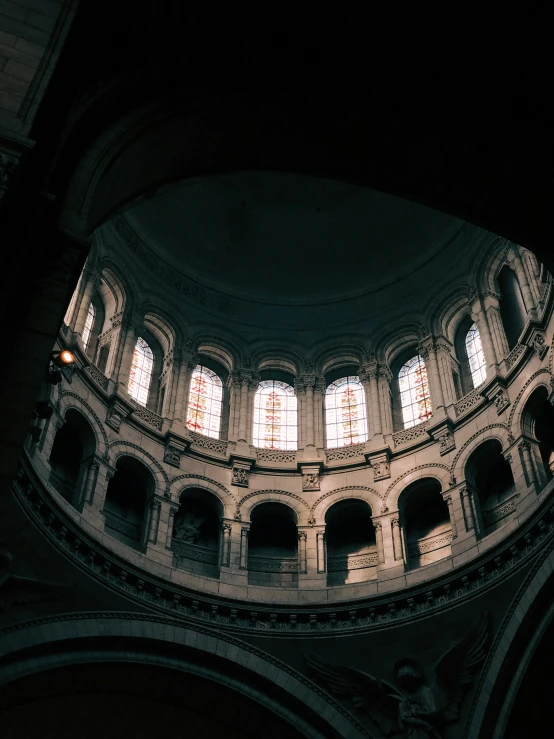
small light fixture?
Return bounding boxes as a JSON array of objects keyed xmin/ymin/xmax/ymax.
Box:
[{"xmin": 52, "ymin": 350, "xmax": 75, "ymax": 368}]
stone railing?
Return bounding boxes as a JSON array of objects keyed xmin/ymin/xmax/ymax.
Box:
[
  {"xmin": 247, "ymin": 556, "xmax": 299, "ymax": 573},
  {"xmin": 83, "ymin": 364, "xmax": 109, "ymax": 391},
  {"xmin": 326, "ymin": 442, "xmax": 365, "ymax": 462},
  {"xmin": 505, "ymin": 343, "xmax": 527, "ymax": 370},
  {"xmin": 454, "ymin": 384, "xmax": 485, "ymax": 416},
  {"xmin": 130, "ymin": 404, "xmax": 164, "ymax": 431},
  {"xmin": 393, "ymin": 422, "xmax": 429, "ymax": 447},
  {"xmin": 407, "ymin": 529, "xmax": 453, "ymax": 557},
  {"xmin": 189, "ymin": 432, "xmax": 228, "ymax": 456},
  {"xmin": 483, "ymin": 493, "xmax": 519, "ymax": 526},
  {"xmin": 255, "ymin": 448, "xmax": 296, "ymax": 464},
  {"xmin": 327, "ymin": 551, "xmax": 379, "ymax": 572},
  {"xmin": 172, "ymin": 540, "xmax": 218, "ymax": 565},
  {"xmin": 103, "ymin": 508, "xmax": 142, "ymax": 540}
]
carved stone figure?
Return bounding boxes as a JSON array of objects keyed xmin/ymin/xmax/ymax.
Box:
[
  {"xmin": 303, "ymin": 472, "xmax": 320, "ymax": 491},
  {"xmin": 173, "ymin": 513, "xmax": 205, "ymax": 544},
  {"xmin": 232, "ymin": 466, "xmax": 249, "ymax": 487},
  {"xmin": 305, "ymin": 613, "xmax": 489, "ymax": 738}
]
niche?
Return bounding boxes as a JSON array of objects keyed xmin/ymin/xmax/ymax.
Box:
[
  {"xmin": 465, "ymin": 440, "xmax": 517, "ymax": 535},
  {"xmin": 171, "ymin": 489, "xmax": 221, "ymax": 578},
  {"xmin": 248, "ymin": 502, "xmax": 298, "ymax": 588},
  {"xmin": 401, "ymin": 478, "xmax": 452, "ymax": 569},
  {"xmin": 103, "ymin": 456, "xmax": 152, "ymax": 550},
  {"xmin": 325, "ymin": 499, "xmax": 376, "ymax": 586},
  {"xmin": 49, "ymin": 409, "xmax": 96, "ymax": 507}
]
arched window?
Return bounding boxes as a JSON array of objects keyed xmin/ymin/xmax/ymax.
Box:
[
  {"xmin": 186, "ymin": 365, "xmax": 224, "ymax": 438},
  {"xmin": 325, "ymin": 376, "xmax": 368, "ymax": 448},
  {"xmin": 253, "ymin": 380, "xmax": 297, "ymax": 450},
  {"xmin": 82, "ymin": 302, "xmax": 96, "ymax": 350},
  {"xmin": 465, "ymin": 322, "xmax": 486, "ymax": 388},
  {"xmin": 128, "ymin": 337, "xmax": 154, "ymax": 406},
  {"xmin": 398, "ymin": 355, "xmax": 432, "ymax": 429}
]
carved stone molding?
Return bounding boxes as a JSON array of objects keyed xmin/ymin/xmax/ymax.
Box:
[
  {"xmin": 301, "ymin": 465, "xmax": 321, "ymax": 491},
  {"xmin": 232, "ymin": 462, "xmax": 250, "ymax": 488},
  {"xmin": 367, "ymin": 450, "xmax": 391, "ymax": 481}
]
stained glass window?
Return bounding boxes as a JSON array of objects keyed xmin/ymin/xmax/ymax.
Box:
[
  {"xmin": 253, "ymin": 380, "xmax": 297, "ymax": 450},
  {"xmin": 398, "ymin": 355, "xmax": 432, "ymax": 429},
  {"xmin": 128, "ymin": 337, "xmax": 153, "ymax": 407},
  {"xmin": 186, "ymin": 365, "xmax": 223, "ymax": 438},
  {"xmin": 82, "ymin": 302, "xmax": 95, "ymax": 350},
  {"xmin": 465, "ymin": 322, "xmax": 487, "ymax": 388},
  {"xmin": 325, "ymin": 376, "xmax": 368, "ymax": 448}
]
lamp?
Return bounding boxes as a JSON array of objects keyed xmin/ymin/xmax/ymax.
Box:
[{"xmin": 48, "ymin": 350, "xmax": 76, "ymax": 384}]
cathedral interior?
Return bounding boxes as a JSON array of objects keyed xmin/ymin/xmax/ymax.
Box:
[{"xmin": 1, "ymin": 4, "xmax": 554, "ymax": 738}]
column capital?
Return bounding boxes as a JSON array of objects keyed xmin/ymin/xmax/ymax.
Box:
[
  {"xmin": 417, "ymin": 335, "xmax": 435, "ymax": 359},
  {"xmin": 359, "ymin": 360, "xmax": 378, "ymax": 382},
  {"xmin": 435, "ymin": 335, "xmax": 452, "ymax": 354}
]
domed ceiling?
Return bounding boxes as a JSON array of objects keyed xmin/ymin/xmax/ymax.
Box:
[{"xmin": 109, "ymin": 171, "xmax": 493, "ymax": 337}]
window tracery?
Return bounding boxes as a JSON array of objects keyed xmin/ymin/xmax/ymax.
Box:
[
  {"xmin": 253, "ymin": 380, "xmax": 297, "ymax": 450},
  {"xmin": 82, "ymin": 302, "xmax": 95, "ymax": 350},
  {"xmin": 325, "ymin": 376, "xmax": 368, "ymax": 448},
  {"xmin": 398, "ymin": 355, "xmax": 432, "ymax": 429},
  {"xmin": 465, "ymin": 323, "xmax": 487, "ymax": 388},
  {"xmin": 186, "ymin": 365, "xmax": 224, "ymax": 438},
  {"xmin": 128, "ymin": 337, "xmax": 154, "ymax": 406}
]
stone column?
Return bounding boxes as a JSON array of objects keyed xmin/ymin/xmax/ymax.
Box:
[
  {"xmin": 509, "ymin": 250, "xmax": 535, "ymax": 315},
  {"xmin": 419, "ymin": 337, "xmax": 444, "ymax": 410},
  {"xmin": 294, "ymin": 379, "xmax": 306, "ymax": 449},
  {"xmin": 314, "ymin": 379, "xmax": 325, "ymax": 448},
  {"xmin": 239, "ymin": 525, "xmax": 250, "ymax": 569},
  {"xmin": 173, "ymin": 350, "xmax": 196, "ymax": 425},
  {"xmin": 460, "ymin": 486, "xmax": 476, "ymax": 532},
  {"xmin": 227, "ymin": 373, "xmax": 241, "ymax": 442},
  {"xmin": 221, "ymin": 522, "xmax": 232, "ymax": 567},
  {"xmin": 246, "ymin": 376, "xmax": 258, "ymax": 446},
  {"xmin": 472, "ymin": 303, "xmax": 497, "ymax": 370},
  {"xmin": 442, "ymin": 493, "xmax": 458, "ymax": 539},
  {"xmin": 147, "ymin": 498, "xmax": 161, "ymax": 545},
  {"xmin": 360, "ymin": 361, "xmax": 380, "ymax": 438},
  {"xmin": 165, "ymin": 505, "xmax": 179, "ymax": 550},
  {"xmin": 73, "ymin": 269, "xmax": 100, "ymax": 337},
  {"xmin": 518, "ymin": 440, "xmax": 539, "ymax": 491},
  {"xmin": 379, "ymin": 366, "xmax": 394, "ymax": 436},
  {"xmin": 316, "ymin": 529, "xmax": 326, "ymax": 573},
  {"xmin": 237, "ymin": 371, "xmax": 251, "ymax": 443},
  {"xmin": 436, "ymin": 337, "xmax": 457, "ymax": 406},
  {"xmin": 298, "ymin": 530, "xmax": 308, "ymax": 574},
  {"xmin": 114, "ymin": 312, "xmax": 142, "ymax": 389},
  {"xmin": 391, "ymin": 517, "xmax": 404, "ymax": 562},
  {"xmin": 305, "ymin": 376, "xmax": 316, "ymax": 448},
  {"xmin": 81, "ymin": 460, "xmax": 99, "ymax": 507},
  {"xmin": 486, "ymin": 299, "xmax": 510, "ymax": 361},
  {"xmin": 374, "ymin": 520, "xmax": 385, "ymax": 564}
]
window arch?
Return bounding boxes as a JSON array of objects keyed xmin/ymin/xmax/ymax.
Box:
[
  {"xmin": 128, "ymin": 337, "xmax": 154, "ymax": 406},
  {"xmin": 82, "ymin": 302, "xmax": 96, "ymax": 350},
  {"xmin": 186, "ymin": 365, "xmax": 224, "ymax": 438},
  {"xmin": 465, "ymin": 322, "xmax": 486, "ymax": 388},
  {"xmin": 253, "ymin": 380, "xmax": 297, "ymax": 450},
  {"xmin": 398, "ymin": 355, "xmax": 432, "ymax": 429},
  {"xmin": 325, "ymin": 376, "xmax": 368, "ymax": 448}
]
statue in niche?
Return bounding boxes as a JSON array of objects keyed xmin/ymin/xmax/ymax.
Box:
[
  {"xmin": 173, "ymin": 512, "xmax": 205, "ymax": 544},
  {"xmin": 305, "ymin": 613, "xmax": 489, "ymax": 738}
]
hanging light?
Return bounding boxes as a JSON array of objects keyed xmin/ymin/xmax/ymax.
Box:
[{"xmin": 52, "ymin": 350, "xmax": 75, "ymax": 368}]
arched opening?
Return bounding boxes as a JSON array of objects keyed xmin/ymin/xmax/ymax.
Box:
[
  {"xmin": 325, "ymin": 499, "xmax": 376, "ymax": 586},
  {"xmin": 171, "ymin": 488, "xmax": 222, "ymax": 578},
  {"xmin": 186, "ymin": 364, "xmax": 225, "ymax": 440},
  {"xmin": 400, "ymin": 478, "xmax": 452, "ymax": 569},
  {"xmin": 253, "ymin": 378, "xmax": 297, "ymax": 450},
  {"xmin": 248, "ymin": 503, "xmax": 298, "ymax": 588},
  {"xmin": 103, "ymin": 456, "xmax": 152, "ymax": 550},
  {"xmin": 48, "ymin": 409, "xmax": 96, "ymax": 507},
  {"xmin": 454, "ymin": 315, "xmax": 487, "ymax": 395},
  {"xmin": 465, "ymin": 439, "xmax": 517, "ymax": 535},
  {"xmin": 391, "ymin": 348, "xmax": 432, "ymax": 431},
  {"xmin": 521, "ymin": 386, "xmax": 554, "ymax": 482},
  {"xmin": 498, "ymin": 266, "xmax": 527, "ymax": 350}
]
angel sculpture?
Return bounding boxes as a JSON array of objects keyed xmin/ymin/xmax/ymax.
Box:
[{"xmin": 305, "ymin": 613, "xmax": 489, "ymax": 738}]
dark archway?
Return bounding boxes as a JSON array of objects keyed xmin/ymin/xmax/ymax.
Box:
[
  {"xmin": 465, "ymin": 440, "xmax": 517, "ymax": 535},
  {"xmin": 103, "ymin": 456, "xmax": 153, "ymax": 550},
  {"xmin": 400, "ymin": 478, "xmax": 451, "ymax": 569},
  {"xmin": 172, "ymin": 488, "xmax": 222, "ymax": 578},
  {"xmin": 48, "ymin": 409, "xmax": 96, "ymax": 507},
  {"xmin": 521, "ymin": 386, "xmax": 554, "ymax": 482},
  {"xmin": 248, "ymin": 502, "xmax": 298, "ymax": 588},
  {"xmin": 325, "ymin": 499, "xmax": 376, "ymax": 586}
]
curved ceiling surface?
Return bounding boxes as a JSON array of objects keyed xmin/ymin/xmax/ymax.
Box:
[{"xmin": 127, "ymin": 171, "xmax": 467, "ymax": 305}]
